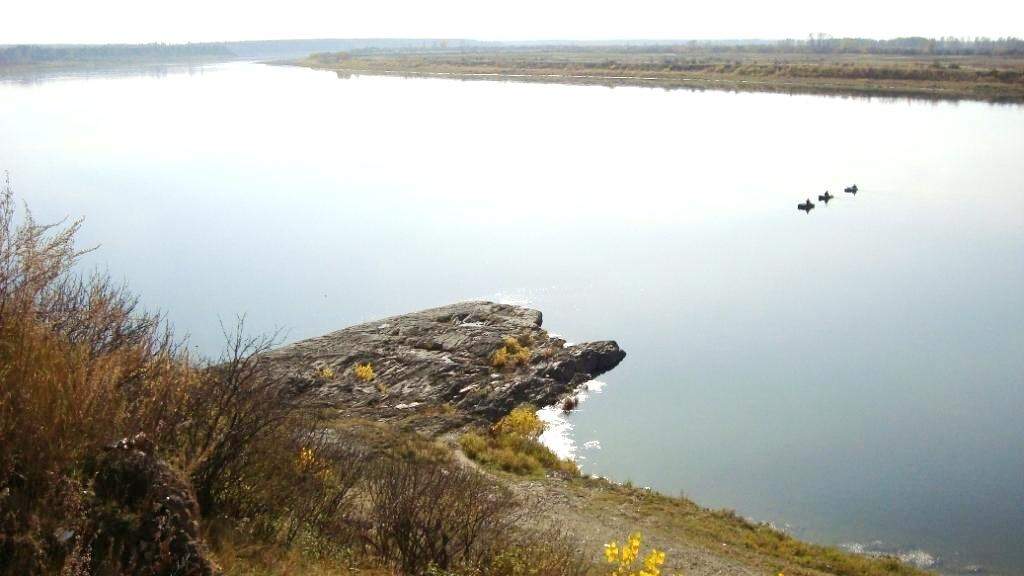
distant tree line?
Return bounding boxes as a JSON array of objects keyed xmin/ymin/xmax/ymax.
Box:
[
  {"xmin": 0, "ymin": 39, "xmax": 492, "ymax": 65},
  {"xmin": 477, "ymin": 37, "xmax": 1024, "ymax": 57},
  {"xmin": 0, "ymin": 43, "xmax": 235, "ymax": 65},
  {"xmin": 659, "ymin": 36, "xmax": 1024, "ymax": 56},
  {"xmin": 797, "ymin": 35, "xmax": 1024, "ymax": 55},
  {"xmin": 225, "ymin": 38, "xmax": 487, "ymax": 59}
]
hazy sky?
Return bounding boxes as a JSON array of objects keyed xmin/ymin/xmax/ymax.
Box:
[{"xmin": 4, "ymin": 0, "xmax": 1023, "ymax": 44}]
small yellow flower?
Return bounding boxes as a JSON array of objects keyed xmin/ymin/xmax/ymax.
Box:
[
  {"xmin": 298, "ymin": 446, "xmax": 315, "ymax": 468},
  {"xmin": 604, "ymin": 542, "xmax": 619, "ymax": 564},
  {"xmin": 622, "ymin": 532, "xmax": 641, "ymax": 564},
  {"xmin": 602, "ymin": 532, "xmax": 668, "ymax": 576}
]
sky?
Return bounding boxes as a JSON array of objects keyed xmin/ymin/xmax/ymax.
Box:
[{"xmin": 3, "ymin": 0, "xmax": 1023, "ymax": 45}]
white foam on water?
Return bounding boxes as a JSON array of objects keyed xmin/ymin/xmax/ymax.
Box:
[
  {"xmin": 537, "ymin": 405, "xmax": 576, "ymax": 460},
  {"xmin": 899, "ymin": 550, "xmax": 937, "ymax": 569},
  {"xmin": 536, "ymin": 379, "xmax": 609, "ymax": 462},
  {"xmin": 840, "ymin": 542, "xmax": 938, "ymax": 570}
]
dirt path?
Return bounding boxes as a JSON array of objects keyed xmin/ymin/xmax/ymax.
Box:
[{"xmin": 507, "ymin": 474, "xmax": 763, "ymax": 576}]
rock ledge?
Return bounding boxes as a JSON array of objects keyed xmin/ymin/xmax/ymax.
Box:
[{"xmin": 261, "ymin": 301, "xmax": 626, "ymax": 431}]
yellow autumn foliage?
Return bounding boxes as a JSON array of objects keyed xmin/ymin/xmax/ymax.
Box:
[
  {"xmin": 460, "ymin": 405, "xmax": 578, "ymax": 477},
  {"xmin": 353, "ymin": 362, "xmax": 375, "ymax": 381},
  {"xmin": 490, "ymin": 336, "xmax": 531, "ymax": 369},
  {"xmin": 491, "ymin": 404, "xmax": 545, "ymax": 439},
  {"xmin": 604, "ymin": 532, "xmax": 667, "ymax": 576}
]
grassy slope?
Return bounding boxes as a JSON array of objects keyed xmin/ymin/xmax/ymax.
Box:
[
  {"xmin": 217, "ymin": 416, "xmax": 929, "ymax": 576},
  {"xmin": 296, "ymin": 49, "xmax": 1024, "ymax": 102},
  {"xmin": 557, "ymin": 477, "xmax": 925, "ymax": 576},
  {"xmin": 321, "ymin": 419, "xmax": 931, "ymax": 576}
]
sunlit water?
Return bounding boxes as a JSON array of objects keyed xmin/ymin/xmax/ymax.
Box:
[{"xmin": 2, "ymin": 62, "xmax": 1022, "ymax": 575}]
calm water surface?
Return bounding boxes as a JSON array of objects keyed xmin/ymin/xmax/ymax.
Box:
[{"xmin": 2, "ymin": 62, "xmax": 1022, "ymax": 575}]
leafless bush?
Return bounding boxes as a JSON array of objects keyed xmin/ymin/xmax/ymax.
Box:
[
  {"xmin": 0, "ymin": 172, "xmax": 85, "ymax": 323},
  {"xmin": 178, "ymin": 319, "xmax": 305, "ymax": 514},
  {"xmin": 0, "ymin": 177, "xmax": 332, "ymax": 573},
  {"xmin": 363, "ymin": 458, "xmax": 521, "ymax": 575},
  {"xmin": 0, "ymin": 175, "xmax": 199, "ymax": 575},
  {"xmin": 477, "ymin": 527, "xmax": 592, "ymax": 576},
  {"xmin": 215, "ymin": 412, "xmax": 370, "ymax": 545}
]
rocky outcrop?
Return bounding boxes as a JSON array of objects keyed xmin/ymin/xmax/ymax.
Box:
[
  {"xmin": 88, "ymin": 434, "xmax": 219, "ymax": 576},
  {"xmin": 260, "ymin": 301, "xmax": 626, "ymax": 432}
]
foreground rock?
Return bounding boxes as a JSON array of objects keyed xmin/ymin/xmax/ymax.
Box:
[
  {"xmin": 89, "ymin": 434, "xmax": 219, "ymax": 576},
  {"xmin": 261, "ymin": 301, "xmax": 626, "ymax": 432}
]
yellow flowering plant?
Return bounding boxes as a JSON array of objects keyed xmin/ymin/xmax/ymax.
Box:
[
  {"xmin": 604, "ymin": 532, "xmax": 667, "ymax": 576},
  {"xmin": 353, "ymin": 362, "xmax": 375, "ymax": 381}
]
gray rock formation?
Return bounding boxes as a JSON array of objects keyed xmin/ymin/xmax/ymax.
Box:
[{"xmin": 260, "ymin": 301, "xmax": 625, "ymax": 432}]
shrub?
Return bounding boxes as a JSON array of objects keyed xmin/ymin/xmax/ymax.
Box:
[
  {"xmin": 0, "ymin": 178, "xmax": 343, "ymax": 574},
  {"xmin": 179, "ymin": 319, "xmax": 305, "ymax": 515},
  {"xmin": 460, "ymin": 405, "xmax": 578, "ymax": 477},
  {"xmin": 478, "ymin": 528, "xmax": 591, "ymax": 576},
  {"xmin": 317, "ymin": 365, "xmax": 336, "ymax": 380},
  {"xmin": 353, "ymin": 362, "xmax": 375, "ymax": 381},
  {"xmin": 217, "ymin": 414, "xmax": 369, "ymax": 545},
  {"xmin": 491, "ymin": 405, "xmax": 545, "ymax": 439},
  {"xmin": 491, "ymin": 346, "xmax": 509, "ymax": 368},
  {"xmin": 458, "ymin": 431, "xmax": 489, "ymax": 459},
  {"xmin": 0, "ymin": 176, "xmax": 199, "ymax": 574},
  {"xmin": 490, "ymin": 336, "xmax": 531, "ymax": 369},
  {"xmin": 461, "ymin": 440, "xmax": 546, "ymax": 476},
  {"xmin": 363, "ymin": 458, "xmax": 521, "ymax": 575}
]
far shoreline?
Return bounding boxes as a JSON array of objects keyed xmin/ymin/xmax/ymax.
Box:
[{"xmin": 288, "ymin": 48, "xmax": 1024, "ymax": 103}]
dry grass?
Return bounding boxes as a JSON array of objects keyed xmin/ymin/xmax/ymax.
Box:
[
  {"xmin": 327, "ymin": 418, "xmax": 455, "ymax": 464},
  {"xmin": 0, "ymin": 178, "xmax": 370, "ymax": 574},
  {"xmin": 208, "ymin": 519, "xmax": 390, "ymax": 576},
  {"xmin": 568, "ymin": 477, "xmax": 930, "ymax": 576},
  {"xmin": 299, "ymin": 49, "xmax": 1024, "ymax": 101},
  {"xmin": 0, "ymin": 175, "xmax": 198, "ymax": 573}
]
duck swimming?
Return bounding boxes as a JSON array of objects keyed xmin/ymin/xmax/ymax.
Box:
[
  {"xmin": 818, "ymin": 190, "xmax": 834, "ymax": 203},
  {"xmin": 797, "ymin": 198, "xmax": 815, "ymax": 212},
  {"xmin": 844, "ymin": 184, "xmax": 858, "ymax": 194}
]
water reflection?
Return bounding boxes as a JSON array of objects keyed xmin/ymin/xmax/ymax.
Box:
[
  {"xmin": 323, "ymin": 66, "xmax": 1019, "ymax": 106},
  {"xmin": 0, "ymin": 60, "xmax": 228, "ymax": 86}
]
